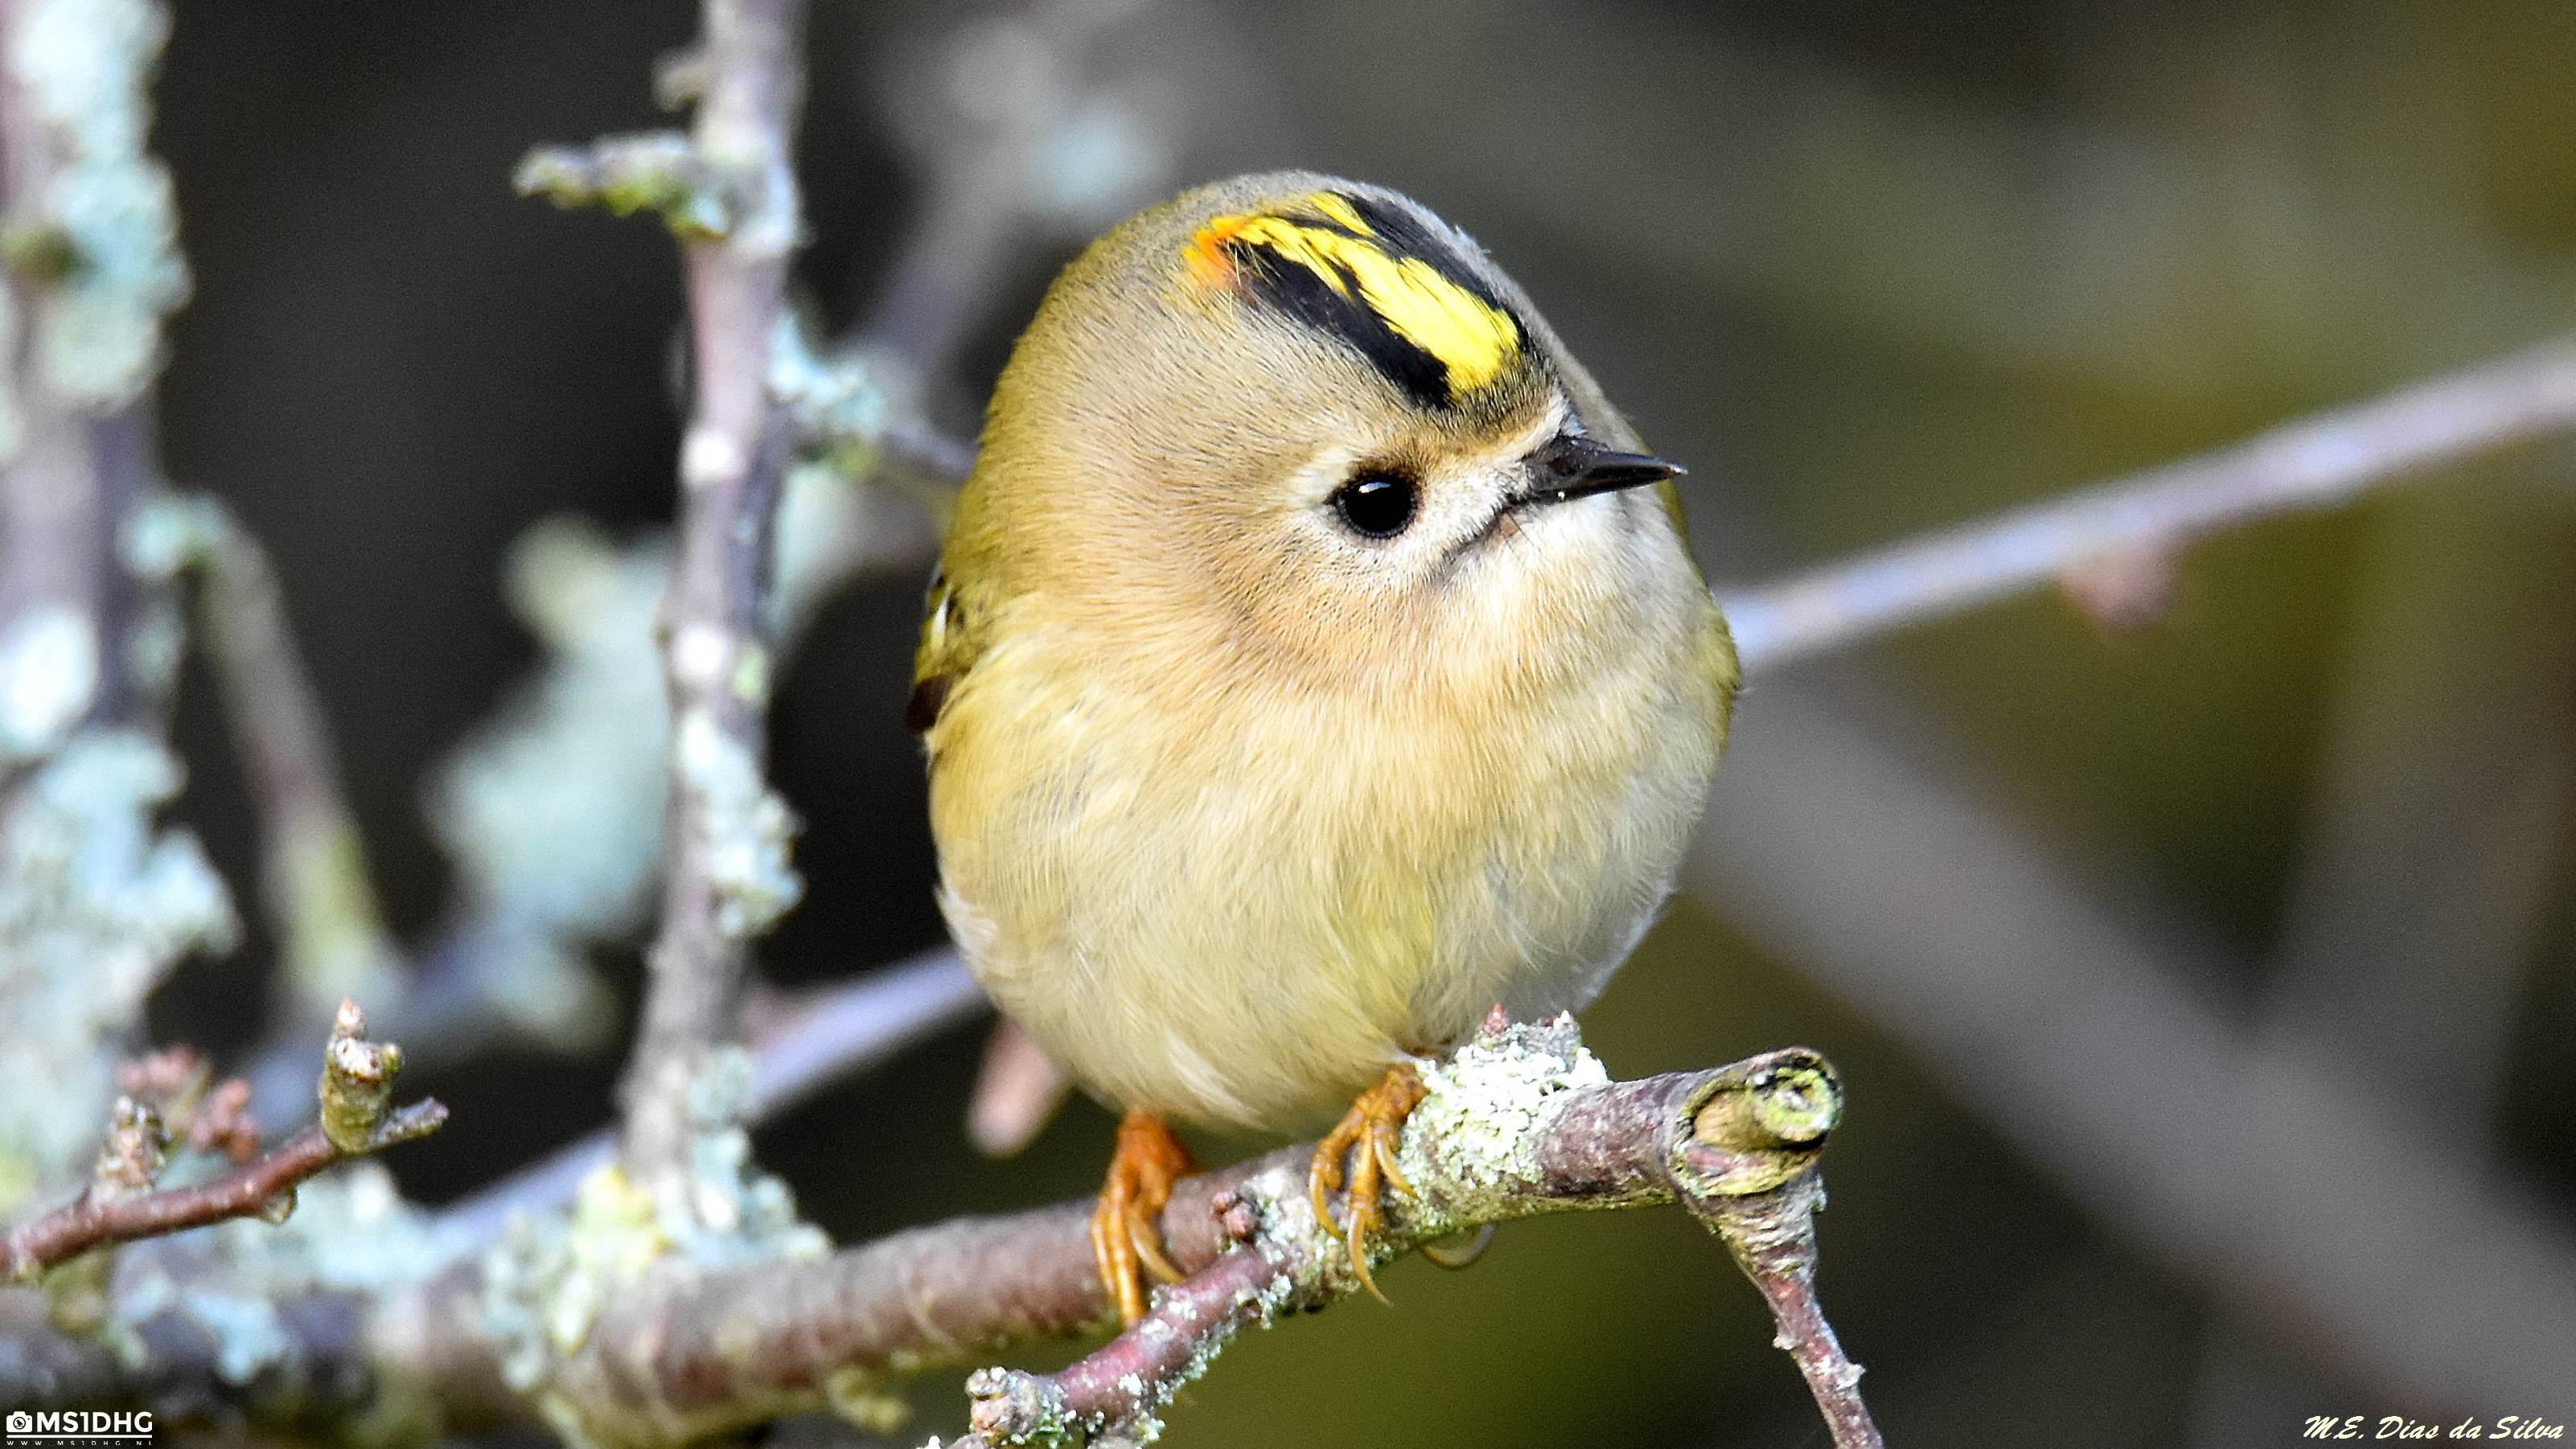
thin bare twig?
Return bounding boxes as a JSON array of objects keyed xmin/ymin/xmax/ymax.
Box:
[
  {"xmin": 1719, "ymin": 335, "xmax": 2576, "ymax": 671},
  {"xmin": 0, "ymin": 1001, "xmax": 446, "ymax": 1282},
  {"xmin": 877, "ymin": 417, "xmax": 977, "ymax": 486},
  {"xmin": 942, "ymin": 1243, "xmax": 1290, "ymax": 1449},
  {"xmin": 1694, "ymin": 1173, "xmax": 1880, "ymax": 1448}
]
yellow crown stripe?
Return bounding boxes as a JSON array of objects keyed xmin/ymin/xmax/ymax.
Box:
[
  {"xmin": 1185, "ymin": 196, "xmax": 1523, "ymax": 400},
  {"xmin": 1339, "ymin": 245, "xmax": 1521, "ymax": 396},
  {"xmin": 1304, "ymin": 190, "xmax": 1372, "ymax": 235},
  {"xmin": 1230, "ymin": 215, "xmax": 1360, "ymax": 297}
]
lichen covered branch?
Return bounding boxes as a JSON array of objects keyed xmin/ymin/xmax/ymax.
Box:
[
  {"xmin": 939, "ymin": 1041, "xmax": 1871, "ymax": 1449},
  {"xmin": 0, "ymin": 0, "xmax": 191, "ymax": 751},
  {"xmin": 521, "ymin": 0, "xmax": 816, "ymax": 1197},
  {"xmin": 0, "ymin": 1000, "xmax": 444, "ymax": 1283},
  {"xmin": 618, "ymin": 0, "xmax": 809, "ymax": 1197},
  {"xmin": 498, "ymin": 1020, "xmax": 1870, "ymax": 1449},
  {"xmin": 949, "ymin": 1243, "xmax": 1290, "ymax": 1449}
]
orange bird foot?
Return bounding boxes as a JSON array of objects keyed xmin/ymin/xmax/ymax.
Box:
[
  {"xmin": 1092, "ymin": 1109, "xmax": 1195, "ymax": 1325},
  {"xmin": 1308, "ymin": 1062, "xmax": 1429, "ymax": 1302}
]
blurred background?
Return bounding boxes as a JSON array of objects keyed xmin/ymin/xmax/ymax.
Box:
[{"xmin": 113, "ymin": 0, "xmax": 2576, "ymax": 1444}]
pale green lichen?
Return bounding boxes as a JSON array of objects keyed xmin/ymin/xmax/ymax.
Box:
[
  {"xmin": 110, "ymin": 1162, "xmax": 443, "ymax": 1389},
  {"xmin": 769, "ymin": 317, "xmax": 891, "ymax": 478},
  {"xmin": 425, "ymin": 518, "xmax": 663, "ymax": 1045},
  {"xmin": 672, "ymin": 707, "xmax": 801, "ymax": 938},
  {"xmin": 822, "ymin": 1366, "xmax": 910, "ymax": 1435},
  {"xmin": 1397, "ymin": 1014, "xmax": 1609, "ymax": 1232},
  {"xmin": 8, "ymin": 0, "xmax": 191, "ymax": 406},
  {"xmin": 478, "ymin": 1049, "xmax": 826, "ymax": 1436},
  {"xmin": 114, "ymin": 590, "xmax": 181, "ymax": 708},
  {"xmin": 729, "ymin": 644, "xmax": 770, "ymax": 706},
  {"xmin": 0, "ymin": 604, "xmax": 101, "ymax": 758},
  {"xmin": 433, "ymin": 518, "xmax": 668, "ymax": 938},
  {"xmin": 478, "ymin": 1160, "xmax": 674, "ymax": 1397},
  {"xmin": 117, "ymin": 489, "xmax": 221, "ymax": 579},
  {"xmin": 0, "ymin": 731, "xmax": 236, "ymax": 1212},
  {"xmin": 664, "ymin": 1049, "xmax": 828, "ymax": 1264},
  {"xmin": 514, "ymin": 133, "xmax": 730, "ymax": 240},
  {"xmin": 170, "ymin": 1287, "xmax": 289, "ymax": 1382}
]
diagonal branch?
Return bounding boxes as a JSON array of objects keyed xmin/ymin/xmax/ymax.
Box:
[
  {"xmin": 0, "ymin": 1000, "xmax": 445, "ymax": 1283},
  {"xmin": 431, "ymin": 946, "xmax": 984, "ymax": 1244},
  {"xmin": 130, "ymin": 496, "xmax": 404, "ymax": 1045},
  {"xmin": 1719, "ymin": 334, "xmax": 2576, "ymax": 671}
]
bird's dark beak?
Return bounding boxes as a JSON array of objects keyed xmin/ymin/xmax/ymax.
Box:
[{"xmin": 1520, "ymin": 433, "xmax": 1684, "ymax": 507}]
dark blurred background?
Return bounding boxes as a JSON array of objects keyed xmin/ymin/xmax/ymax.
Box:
[{"xmin": 136, "ymin": 2, "xmax": 2576, "ymax": 1445}]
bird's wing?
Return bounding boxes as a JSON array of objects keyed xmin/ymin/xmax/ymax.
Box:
[{"xmin": 906, "ymin": 560, "xmax": 983, "ymax": 736}]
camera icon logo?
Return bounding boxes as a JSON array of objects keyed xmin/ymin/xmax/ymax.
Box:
[{"xmin": 6, "ymin": 1411, "xmax": 30, "ymax": 1434}]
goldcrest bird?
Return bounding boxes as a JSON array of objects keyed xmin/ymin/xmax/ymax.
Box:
[{"xmin": 911, "ymin": 171, "xmax": 1736, "ymax": 1322}]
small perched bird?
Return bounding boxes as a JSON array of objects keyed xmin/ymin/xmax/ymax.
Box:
[{"xmin": 912, "ymin": 172, "xmax": 1736, "ymax": 1322}]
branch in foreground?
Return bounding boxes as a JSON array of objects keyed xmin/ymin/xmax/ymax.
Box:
[
  {"xmin": 0, "ymin": 1000, "xmax": 445, "ymax": 1283},
  {"xmin": 1719, "ymin": 333, "xmax": 2576, "ymax": 671},
  {"xmin": 515, "ymin": 1020, "xmax": 1872, "ymax": 1449},
  {"xmin": 946, "ymin": 1030, "xmax": 1870, "ymax": 1449}
]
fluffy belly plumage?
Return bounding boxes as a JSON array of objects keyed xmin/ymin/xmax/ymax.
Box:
[{"xmin": 930, "ymin": 615, "xmax": 1728, "ymax": 1135}]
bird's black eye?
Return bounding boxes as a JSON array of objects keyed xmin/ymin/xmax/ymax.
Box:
[{"xmin": 1330, "ymin": 474, "xmax": 1418, "ymax": 539}]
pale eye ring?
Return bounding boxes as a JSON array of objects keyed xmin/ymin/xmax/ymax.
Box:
[{"xmin": 1329, "ymin": 474, "xmax": 1418, "ymax": 539}]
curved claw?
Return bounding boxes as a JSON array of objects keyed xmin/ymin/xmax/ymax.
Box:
[
  {"xmin": 1419, "ymin": 1223, "xmax": 1497, "ymax": 1270},
  {"xmin": 1091, "ymin": 1110, "xmax": 1194, "ymax": 1325},
  {"xmin": 1306, "ymin": 1064, "xmax": 1428, "ymax": 1302}
]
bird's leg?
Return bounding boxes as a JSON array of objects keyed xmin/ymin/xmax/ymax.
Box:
[
  {"xmin": 1307, "ymin": 1061, "xmax": 1429, "ymax": 1302},
  {"xmin": 1091, "ymin": 1109, "xmax": 1195, "ymax": 1325}
]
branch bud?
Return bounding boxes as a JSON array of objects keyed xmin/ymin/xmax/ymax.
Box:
[{"xmin": 318, "ymin": 997, "xmax": 402, "ymax": 1151}]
